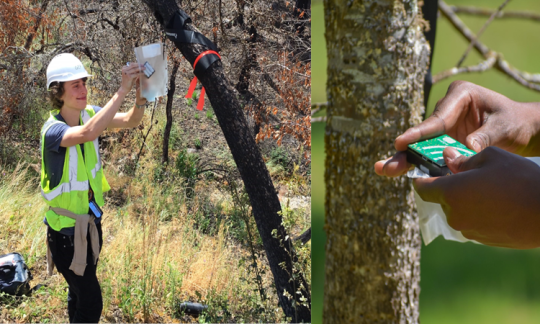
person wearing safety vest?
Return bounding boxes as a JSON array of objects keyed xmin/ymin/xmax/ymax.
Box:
[{"xmin": 41, "ymin": 53, "xmax": 146, "ymax": 323}]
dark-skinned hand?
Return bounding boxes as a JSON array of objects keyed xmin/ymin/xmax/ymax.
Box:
[
  {"xmin": 374, "ymin": 81, "xmax": 540, "ymax": 177},
  {"xmin": 414, "ymin": 146, "xmax": 540, "ymax": 249}
]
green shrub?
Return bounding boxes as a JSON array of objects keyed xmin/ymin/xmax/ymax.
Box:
[{"xmin": 175, "ymin": 150, "xmax": 199, "ymax": 198}]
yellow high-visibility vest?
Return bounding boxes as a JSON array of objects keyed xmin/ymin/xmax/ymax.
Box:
[{"xmin": 40, "ymin": 106, "xmax": 110, "ymax": 231}]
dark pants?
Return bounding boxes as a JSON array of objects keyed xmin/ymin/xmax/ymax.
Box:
[{"xmin": 47, "ymin": 224, "xmax": 103, "ymax": 323}]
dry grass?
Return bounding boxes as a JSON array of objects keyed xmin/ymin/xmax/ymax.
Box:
[{"xmin": 0, "ymin": 111, "xmax": 310, "ymax": 323}]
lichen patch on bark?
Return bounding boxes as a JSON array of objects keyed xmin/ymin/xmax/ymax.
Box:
[{"xmin": 323, "ymin": 0, "xmax": 429, "ymax": 323}]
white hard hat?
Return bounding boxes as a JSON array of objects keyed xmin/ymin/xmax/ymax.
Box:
[{"xmin": 46, "ymin": 53, "xmax": 93, "ymax": 89}]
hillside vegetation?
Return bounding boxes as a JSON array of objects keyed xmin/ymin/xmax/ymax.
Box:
[{"xmin": 0, "ymin": 0, "xmax": 311, "ymax": 322}]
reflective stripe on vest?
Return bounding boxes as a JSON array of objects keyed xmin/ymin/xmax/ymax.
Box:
[
  {"xmin": 41, "ymin": 144, "xmax": 90, "ymax": 201},
  {"xmin": 81, "ymin": 109, "xmax": 102, "ymax": 179},
  {"xmin": 41, "ymin": 108, "xmax": 100, "ymax": 202}
]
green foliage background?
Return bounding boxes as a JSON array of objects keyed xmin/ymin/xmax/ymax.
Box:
[{"xmin": 312, "ymin": 0, "xmax": 540, "ymax": 323}]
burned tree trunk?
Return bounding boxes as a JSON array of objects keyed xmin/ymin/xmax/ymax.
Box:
[
  {"xmin": 141, "ymin": 1, "xmax": 311, "ymax": 321},
  {"xmin": 163, "ymin": 58, "xmax": 180, "ymax": 164},
  {"xmin": 323, "ymin": 0, "xmax": 429, "ymax": 323}
]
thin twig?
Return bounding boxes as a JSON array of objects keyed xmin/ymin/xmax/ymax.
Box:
[
  {"xmin": 63, "ymin": 0, "xmax": 78, "ymax": 34},
  {"xmin": 450, "ymin": 5, "xmax": 540, "ymax": 22},
  {"xmin": 456, "ymin": 0, "xmax": 511, "ymax": 68},
  {"xmin": 135, "ymin": 102, "xmax": 158, "ymax": 168},
  {"xmin": 438, "ymin": 0, "xmax": 540, "ymax": 92},
  {"xmin": 433, "ymin": 52, "xmax": 497, "ymax": 83},
  {"xmin": 311, "ymin": 102, "xmax": 327, "ymax": 116},
  {"xmin": 439, "ymin": 0, "xmax": 490, "ymax": 57},
  {"xmin": 264, "ymin": 63, "xmax": 310, "ymax": 78},
  {"xmin": 497, "ymin": 58, "xmax": 540, "ymax": 91},
  {"xmin": 218, "ymin": 0, "xmax": 228, "ymax": 42},
  {"xmin": 311, "ymin": 116, "xmax": 326, "ymax": 123},
  {"xmin": 511, "ymin": 69, "xmax": 540, "ymax": 84}
]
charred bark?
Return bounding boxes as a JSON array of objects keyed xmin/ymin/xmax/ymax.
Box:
[
  {"xmin": 236, "ymin": 25, "xmax": 262, "ymax": 136},
  {"xmin": 235, "ymin": 25, "xmax": 258, "ymax": 94},
  {"xmin": 294, "ymin": 227, "xmax": 311, "ymax": 244},
  {"xmin": 24, "ymin": 0, "xmax": 50, "ymax": 50},
  {"xmin": 163, "ymin": 59, "xmax": 180, "ymax": 164},
  {"xmin": 141, "ymin": 1, "xmax": 311, "ymax": 321}
]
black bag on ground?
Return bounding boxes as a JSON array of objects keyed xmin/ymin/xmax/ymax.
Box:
[{"xmin": 0, "ymin": 252, "xmax": 33, "ymax": 296}]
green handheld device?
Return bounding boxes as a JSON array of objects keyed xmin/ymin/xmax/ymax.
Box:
[{"xmin": 406, "ymin": 134, "xmax": 476, "ymax": 177}]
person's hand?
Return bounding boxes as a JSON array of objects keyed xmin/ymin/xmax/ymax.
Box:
[
  {"xmin": 119, "ymin": 63, "xmax": 144, "ymax": 94},
  {"xmin": 134, "ymin": 77, "xmax": 147, "ymax": 106},
  {"xmin": 374, "ymin": 81, "xmax": 540, "ymax": 177},
  {"xmin": 414, "ymin": 146, "xmax": 540, "ymax": 249}
]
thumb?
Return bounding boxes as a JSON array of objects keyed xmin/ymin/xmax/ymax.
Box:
[
  {"xmin": 465, "ymin": 123, "xmax": 497, "ymax": 153},
  {"xmin": 443, "ymin": 147, "xmax": 482, "ymax": 174}
]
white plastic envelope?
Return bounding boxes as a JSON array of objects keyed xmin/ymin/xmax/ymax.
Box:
[{"xmin": 134, "ymin": 43, "xmax": 168, "ymax": 102}]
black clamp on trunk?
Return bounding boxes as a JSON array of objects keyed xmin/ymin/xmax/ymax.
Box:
[{"xmin": 165, "ymin": 9, "xmax": 220, "ymax": 77}]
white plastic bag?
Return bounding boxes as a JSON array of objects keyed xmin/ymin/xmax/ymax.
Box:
[
  {"xmin": 134, "ymin": 43, "xmax": 167, "ymax": 102},
  {"xmin": 410, "ymin": 157, "xmax": 540, "ymax": 245}
]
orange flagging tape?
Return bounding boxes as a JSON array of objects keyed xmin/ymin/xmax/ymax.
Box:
[{"xmin": 185, "ymin": 50, "xmax": 221, "ymax": 111}]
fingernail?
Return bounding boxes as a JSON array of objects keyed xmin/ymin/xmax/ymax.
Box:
[
  {"xmin": 446, "ymin": 148, "xmax": 462, "ymax": 161},
  {"xmin": 394, "ymin": 135, "xmax": 403, "ymax": 148},
  {"xmin": 471, "ymin": 139, "xmax": 481, "ymax": 152}
]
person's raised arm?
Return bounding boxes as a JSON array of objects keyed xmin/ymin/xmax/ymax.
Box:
[
  {"xmin": 60, "ymin": 64, "xmax": 142, "ymax": 147},
  {"xmin": 107, "ymin": 76, "xmax": 148, "ymax": 129}
]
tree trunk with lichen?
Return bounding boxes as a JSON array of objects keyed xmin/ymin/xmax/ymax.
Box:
[{"xmin": 323, "ymin": 0, "xmax": 429, "ymax": 323}]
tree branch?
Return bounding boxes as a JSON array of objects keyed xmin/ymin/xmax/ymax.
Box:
[
  {"xmin": 455, "ymin": 0, "xmax": 511, "ymax": 68},
  {"xmin": 311, "ymin": 102, "xmax": 327, "ymax": 116},
  {"xmin": 311, "ymin": 102, "xmax": 328, "ymax": 122},
  {"xmin": 294, "ymin": 227, "xmax": 311, "ymax": 244},
  {"xmin": 433, "ymin": 52, "xmax": 497, "ymax": 83},
  {"xmin": 438, "ymin": 0, "xmax": 540, "ymax": 92},
  {"xmin": 510, "ymin": 69, "xmax": 540, "ymax": 84},
  {"xmin": 497, "ymin": 58, "xmax": 540, "ymax": 91},
  {"xmin": 450, "ymin": 5, "xmax": 540, "ymax": 22},
  {"xmin": 439, "ymin": 0, "xmax": 490, "ymax": 57},
  {"xmin": 24, "ymin": 0, "xmax": 50, "ymax": 50},
  {"xmin": 49, "ymin": 42, "xmax": 86, "ymax": 56},
  {"xmin": 311, "ymin": 116, "xmax": 326, "ymax": 123},
  {"xmin": 218, "ymin": 0, "xmax": 228, "ymax": 42},
  {"xmin": 163, "ymin": 58, "xmax": 180, "ymax": 164}
]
